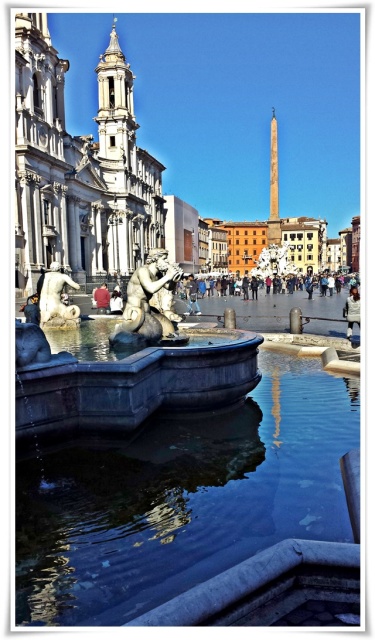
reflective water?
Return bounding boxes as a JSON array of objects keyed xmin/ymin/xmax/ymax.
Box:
[
  {"xmin": 15, "ymin": 350, "xmax": 360, "ymax": 627},
  {"xmin": 44, "ymin": 319, "xmax": 239, "ymax": 361}
]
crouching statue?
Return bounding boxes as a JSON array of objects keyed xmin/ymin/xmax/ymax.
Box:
[{"xmin": 109, "ymin": 249, "xmax": 184, "ymax": 347}]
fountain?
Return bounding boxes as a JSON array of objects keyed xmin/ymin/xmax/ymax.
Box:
[
  {"xmin": 15, "ymin": 251, "xmax": 264, "ymax": 444},
  {"xmin": 250, "ymin": 241, "xmax": 300, "ymax": 279}
]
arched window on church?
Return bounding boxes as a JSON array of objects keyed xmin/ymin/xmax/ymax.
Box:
[
  {"xmin": 33, "ymin": 73, "xmax": 42, "ymax": 115},
  {"xmin": 108, "ymin": 77, "xmax": 115, "ymax": 108}
]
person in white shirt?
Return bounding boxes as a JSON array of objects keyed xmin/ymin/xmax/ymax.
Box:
[
  {"xmin": 327, "ymin": 275, "xmax": 335, "ymax": 297},
  {"xmin": 110, "ymin": 290, "xmax": 123, "ymax": 315}
]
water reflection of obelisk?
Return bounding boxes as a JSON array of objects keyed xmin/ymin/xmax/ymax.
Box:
[
  {"xmin": 268, "ymin": 108, "xmax": 282, "ymax": 246},
  {"xmin": 271, "ymin": 366, "xmax": 282, "ymax": 447}
]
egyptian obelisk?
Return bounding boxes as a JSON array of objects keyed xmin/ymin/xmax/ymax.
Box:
[{"xmin": 267, "ymin": 108, "xmax": 282, "ymax": 245}]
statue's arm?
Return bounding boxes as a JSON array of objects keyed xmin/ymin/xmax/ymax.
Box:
[
  {"xmin": 64, "ymin": 275, "xmax": 81, "ymax": 290},
  {"xmin": 138, "ymin": 266, "xmax": 177, "ymax": 295}
]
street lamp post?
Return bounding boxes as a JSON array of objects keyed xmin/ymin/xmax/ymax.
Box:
[{"xmin": 192, "ymin": 229, "xmax": 195, "ymax": 276}]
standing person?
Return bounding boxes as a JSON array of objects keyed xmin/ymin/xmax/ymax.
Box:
[
  {"xmin": 265, "ymin": 275, "xmax": 272, "ymax": 294},
  {"xmin": 305, "ymin": 275, "xmax": 314, "ymax": 300},
  {"xmin": 215, "ymin": 278, "xmax": 222, "ymax": 297},
  {"xmin": 229, "ymin": 278, "xmax": 235, "ymax": 296},
  {"xmin": 242, "ymin": 275, "xmax": 249, "ymax": 301},
  {"xmin": 94, "ymin": 282, "xmax": 111, "ymax": 312},
  {"xmin": 272, "ymin": 275, "xmax": 278, "ymax": 294},
  {"xmin": 198, "ymin": 278, "xmax": 206, "ymax": 299},
  {"xmin": 205, "ymin": 278, "xmax": 211, "ymax": 297},
  {"xmin": 335, "ymin": 275, "xmax": 342, "ymax": 294},
  {"xmin": 344, "ymin": 286, "xmax": 360, "ymax": 342},
  {"xmin": 328, "ymin": 274, "xmax": 335, "ymax": 296},
  {"xmin": 281, "ymin": 277, "xmax": 287, "ymax": 295},
  {"xmin": 184, "ymin": 275, "xmax": 202, "ymax": 315},
  {"xmin": 320, "ymin": 274, "xmax": 328, "ymax": 296},
  {"xmin": 250, "ymin": 276, "xmax": 259, "ymax": 300},
  {"xmin": 21, "ymin": 294, "xmax": 41, "ymax": 325},
  {"xmin": 209, "ymin": 277, "xmax": 216, "ymax": 297},
  {"xmin": 221, "ymin": 276, "xmax": 228, "ymax": 297},
  {"xmin": 287, "ymin": 275, "xmax": 295, "ymax": 294},
  {"xmin": 109, "ymin": 290, "xmax": 123, "ymax": 315}
]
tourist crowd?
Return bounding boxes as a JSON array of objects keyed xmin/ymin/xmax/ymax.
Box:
[{"xmin": 175, "ymin": 272, "xmax": 360, "ymax": 303}]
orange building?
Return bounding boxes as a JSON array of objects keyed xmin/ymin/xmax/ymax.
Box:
[{"xmin": 219, "ymin": 221, "xmax": 268, "ymax": 277}]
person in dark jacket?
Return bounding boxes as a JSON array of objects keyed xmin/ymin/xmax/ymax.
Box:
[
  {"xmin": 242, "ymin": 276, "xmax": 249, "ymax": 301},
  {"xmin": 250, "ymin": 276, "xmax": 259, "ymax": 300},
  {"xmin": 22, "ymin": 294, "xmax": 41, "ymax": 325},
  {"xmin": 184, "ymin": 275, "xmax": 202, "ymax": 315}
]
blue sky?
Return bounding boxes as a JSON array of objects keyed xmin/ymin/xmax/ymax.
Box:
[{"xmin": 48, "ymin": 10, "xmax": 362, "ymax": 239}]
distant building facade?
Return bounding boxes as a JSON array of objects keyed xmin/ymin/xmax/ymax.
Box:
[
  {"xmin": 351, "ymin": 215, "xmax": 360, "ymax": 273},
  {"xmin": 204, "ymin": 218, "xmax": 228, "ymax": 274},
  {"xmin": 15, "ymin": 13, "xmax": 166, "ymax": 297},
  {"xmin": 217, "ymin": 221, "xmax": 268, "ymax": 277},
  {"xmin": 326, "ymin": 239, "xmax": 341, "ymax": 272},
  {"xmin": 163, "ymin": 195, "xmax": 199, "ymax": 274},
  {"xmin": 281, "ymin": 216, "xmax": 328, "ymax": 273},
  {"xmin": 339, "ymin": 228, "xmax": 353, "ymax": 272}
]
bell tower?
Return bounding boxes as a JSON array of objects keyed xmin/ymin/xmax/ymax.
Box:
[
  {"xmin": 94, "ymin": 19, "xmax": 139, "ymax": 167},
  {"xmin": 267, "ymin": 108, "xmax": 282, "ymax": 245}
]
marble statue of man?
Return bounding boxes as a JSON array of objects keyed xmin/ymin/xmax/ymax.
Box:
[
  {"xmin": 110, "ymin": 249, "xmax": 183, "ymax": 344},
  {"xmin": 38, "ymin": 262, "xmax": 81, "ymax": 327}
]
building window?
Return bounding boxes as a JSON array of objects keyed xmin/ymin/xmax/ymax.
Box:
[
  {"xmin": 236, "ymin": 260, "xmax": 239, "ymax": 264},
  {"xmin": 298, "ymin": 255, "xmax": 302, "ymax": 261},
  {"xmin": 109, "ymin": 77, "xmax": 115, "ymax": 108},
  {"xmin": 236, "ymin": 239, "xmax": 239, "ymax": 245},
  {"xmin": 291, "ymin": 255, "xmax": 295, "ymax": 261},
  {"xmin": 236, "ymin": 250, "xmax": 239, "ymax": 256},
  {"xmin": 307, "ymin": 233, "xmax": 313, "ymax": 240},
  {"xmin": 244, "ymin": 230, "xmax": 248, "ymax": 236},
  {"xmin": 253, "ymin": 249, "xmax": 256, "ymax": 255},
  {"xmin": 307, "ymin": 255, "xmax": 313, "ymax": 261},
  {"xmin": 297, "ymin": 233, "xmax": 303, "ymax": 240},
  {"xmin": 228, "ymin": 239, "xmax": 231, "ymax": 245},
  {"xmin": 284, "ymin": 234, "xmax": 288, "ymax": 241},
  {"xmin": 290, "ymin": 233, "xmax": 296, "ymax": 240},
  {"xmin": 43, "ymin": 200, "xmax": 49, "ymax": 225},
  {"xmin": 244, "ymin": 239, "xmax": 248, "ymax": 245},
  {"xmin": 262, "ymin": 230, "xmax": 266, "ymax": 235},
  {"xmin": 262, "ymin": 239, "xmax": 266, "ymax": 244},
  {"xmin": 33, "ymin": 74, "xmax": 42, "ymax": 114},
  {"xmin": 109, "ymin": 136, "xmax": 116, "ymax": 147},
  {"xmin": 253, "ymin": 230, "xmax": 256, "ymax": 235},
  {"xmin": 236, "ymin": 230, "xmax": 239, "ymax": 235},
  {"xmin": 253, "ymin": 239, "xmax": 256, "ymax": 244}
]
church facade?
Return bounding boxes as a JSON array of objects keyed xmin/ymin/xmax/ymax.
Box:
[{"xmin": 15, "ymin": 13, "xmax": 166, "ymax": 297}]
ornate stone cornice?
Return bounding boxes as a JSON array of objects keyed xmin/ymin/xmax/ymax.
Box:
[{"xmin": 18, "ymin": 170, "xmax": 41, "ymax": 185}]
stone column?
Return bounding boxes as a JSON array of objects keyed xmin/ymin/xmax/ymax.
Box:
[
  {"xmin": 67, "ymin": 196, "xmax": 81, "ymax": 271},
  {"xmin": 95, "ymin": 206, "xmax": 104, "ymax": 273},
  {"xmin": 270, "ymin": 113, "xmax": 279, "ymax": 220},
  {"xmin": 60, "ymin": 187, "xmax": 70, "ymax": 269},
  {"xmin": 34, "ymin": 182, "xmax": 44, "ymax": 266},
  {"xmin": 128, "ymin": 214, "xmax": 134, "ymax": 271}
]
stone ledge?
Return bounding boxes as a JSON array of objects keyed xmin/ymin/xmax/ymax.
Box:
[
  {"xmin": 259, "ymin": 333, "xmax": 360, "ymax": 376},
  {"xmin": 124, "ymin": 539, "xmax": 360, "ymax": 627}
]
